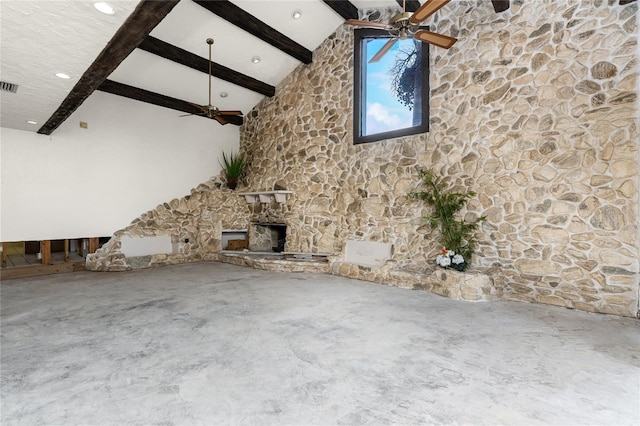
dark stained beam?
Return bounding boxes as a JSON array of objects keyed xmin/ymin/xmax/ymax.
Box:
[
  {"xmin": 192, "ymin": 0, "xmax": 312, "ymax": 64},
  {"xmin": 97, "ymin": 79, "xmax": 243, "ymax": 126},
  {"xmin": 322, "ymin": 1, "xmax": 358, "ymax": 20},
  {"xmin": 139, "ymin": 36, "xmax": 275, "ymax": 97},
  {"xmin": 491, "ymin": 0, "xmax": 510, "ymax": 12},
  {"xmin": 38, "ymin": 0, "xmax": 180, "ymax": 135},
  {"xmin": 396, "ymin": 0, "xmax": 421, "ymax": 12}
]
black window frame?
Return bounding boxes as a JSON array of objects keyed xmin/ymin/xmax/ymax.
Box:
[{"xmin": 353, "ymin": 28, "xmax": 430, "ymax": 145}]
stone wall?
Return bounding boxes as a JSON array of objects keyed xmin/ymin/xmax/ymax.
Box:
[
  {"xmin": 87, "ymin": 0, "xmax": 638, "ymax": 318},
  {"xmin": 86, "ymin": 178, "xmax": 251, "ymax": 271},
  {"xmin": 240, "ymin": 0, "xmax": 639, "ymax": 317}
]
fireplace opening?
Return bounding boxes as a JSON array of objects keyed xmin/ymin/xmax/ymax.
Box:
[
  {"xmin": 221, "ymin": 229, "xmax": 248, "ymax": 251},
  {"xmin": 249, "ymin": 223, "xmax": 287, "ymax": 253}
]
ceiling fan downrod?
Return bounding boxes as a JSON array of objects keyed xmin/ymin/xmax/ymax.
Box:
[
  {"xmin": 180, "ymin": 37, "xmax": 243, "ymax": 124},
  {"xmin": 207, "ymin": 38, "xmax": 213, "ymax": 112}
]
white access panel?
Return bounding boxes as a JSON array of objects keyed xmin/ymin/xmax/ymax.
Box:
[{"xmin": 120, "ymin": 235, "xmax": 175, "ymax": 257}]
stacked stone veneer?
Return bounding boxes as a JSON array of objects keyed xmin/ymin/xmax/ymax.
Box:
[
  {"xmin": 86, "ymin": 179, "xmax": 251, "ymax": 271},
  {"xmin": 88, "ymin": 0, "xmax": 639, "ymax": 317},
  {"xmin": 240, "ymin": 0, "xmax": 639, "ymax": 317}
]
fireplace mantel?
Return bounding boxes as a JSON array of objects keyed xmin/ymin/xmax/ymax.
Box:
[{"xmin": 239, "ymin": 190, "xmax": 293, "ymax": 204}]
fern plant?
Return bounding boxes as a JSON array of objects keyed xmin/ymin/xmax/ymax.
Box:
[{"xmin": 409, "ymin": 169, "xmax": 485, "ymax": 271}]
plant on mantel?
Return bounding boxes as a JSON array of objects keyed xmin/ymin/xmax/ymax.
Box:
[
  {"xmin": 409, "ymin": 169, "xmax": 485, "ymax": 272},
  {"xmin": 219, "ymin": 150, "xmax": 246, "ymax": 190}
]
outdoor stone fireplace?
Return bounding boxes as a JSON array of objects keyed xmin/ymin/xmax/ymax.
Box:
[{"xmin": 248, "ymin": 222, "xmax": 287, "ymax": 252}]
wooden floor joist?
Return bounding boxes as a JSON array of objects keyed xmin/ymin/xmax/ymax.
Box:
[
  {"xmin": 41, "ymin": 240, "xmax": 51, "ymax": 265},
  {"xmin": 88, "ymin": 238, "xmax": 100, "ymax": 254}
]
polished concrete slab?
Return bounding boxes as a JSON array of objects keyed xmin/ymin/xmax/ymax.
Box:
[{"xmin": 1, "ymin": 262, "xmax": 639, "ymax": 425}]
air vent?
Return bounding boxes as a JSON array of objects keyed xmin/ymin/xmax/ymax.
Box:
[{"xmin": 0, "ymin": 81, "xmax": 19, "ymax": 93}]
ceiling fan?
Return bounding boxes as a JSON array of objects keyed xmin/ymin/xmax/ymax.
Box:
[
  {"xmin": 346, "ymin": 0, "xmax": 457, "ymax": 63},
  {"xmin": 183, "ymin": 38, "xmax": 242, "ymax": 125}
]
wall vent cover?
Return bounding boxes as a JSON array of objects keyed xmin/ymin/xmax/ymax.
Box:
[{"xmin": 0, "ymin": 81, "xmax": 19, "ymax": 93}]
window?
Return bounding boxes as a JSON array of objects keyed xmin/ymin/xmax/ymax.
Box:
[{"xmin": 353, "ymin": 28, "xmax": 430, "ymax": 144}]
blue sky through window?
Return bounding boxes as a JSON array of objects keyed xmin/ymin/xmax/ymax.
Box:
[{"xmin": 364, "ymin": 37, "xmax": 417, "ymax": 135}]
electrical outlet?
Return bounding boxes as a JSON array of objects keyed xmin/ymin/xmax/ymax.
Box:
[{"xmin": 79, "ymin": 121, "xmax": 88, "ymax": 129}]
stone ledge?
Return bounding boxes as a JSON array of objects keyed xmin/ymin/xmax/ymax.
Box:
[
  {"xmin": 208, "ymin": 252, "xmax": 330, "ymax": 273},
  {"xmin": 88, "ymin": 248, "xmax": 501, "ymax": 303},
  {"xmin": 86, "ymin": 253, "xmax": 203, "ymax": 271},
  {"xmin": 409, "ymin": 268, "xmax": 502, "ymax": 302},
  {"xmin": 331, "ymin": 260, "xmax": 501, "ymax": 302},
  {"xmin": 211, "ymin": 254, "xmax": 501, "ymax": 302}
]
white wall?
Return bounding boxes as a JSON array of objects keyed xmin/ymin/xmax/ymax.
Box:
[{"xmin": 1, "ymin": 91, "xmax": 240, "ymax": 241}]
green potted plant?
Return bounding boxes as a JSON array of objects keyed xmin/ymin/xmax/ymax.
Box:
[
  {"xmin": 219, "ymin": 150, "xmax": 246, "ymax": 190},
  {"xmin": 409, "ymin": 169, "xmax": 485, "ymax": 272}
]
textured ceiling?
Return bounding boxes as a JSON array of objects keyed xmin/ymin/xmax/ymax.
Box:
[
  {"xmin": 0, "ymin": 1, "xmax": 139, "ymax": 131},
  {"xmin": 0, "ymin": 0, "xmax": 403, "ymax": 133}
]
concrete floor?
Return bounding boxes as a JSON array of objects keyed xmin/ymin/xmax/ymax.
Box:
[{"xmin": 1, "ymin": 262, "xmax": 638, "ymax": 425}]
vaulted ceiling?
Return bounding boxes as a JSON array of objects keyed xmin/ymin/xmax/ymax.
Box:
[{"xmin": 1, "ymin": 0, "xmax": 510, "ymax": 135}]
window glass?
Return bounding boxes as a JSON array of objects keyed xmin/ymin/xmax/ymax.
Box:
[{"xmin": 354, "ymin": 29, "xmax": 430, "ymax": 144}]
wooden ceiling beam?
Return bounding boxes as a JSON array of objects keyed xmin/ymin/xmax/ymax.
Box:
[
  {"xmin": 38, "ymin": 0, "xmax": 180, "ymax": 135},
  {"xmin": 192, "ymin": 0, "xmax": 312, "ymax": 64},
  {"xmin": 97, "ymin": 79, "xmax": 243, "ymax": 126},
  {"xmin": 491, "ymin": 0, "xmax": 510, "ymax": 12},
  {"xmin": 396, "ymin": 0, "xmax": 422, "ymax": 12},
  {"xmin": 139, "ymin": 36, "xmax": 275, "ymax": 97},
  {"xmin": 322, "ymin": 1, "xmax": 358, "ymax": 20}
]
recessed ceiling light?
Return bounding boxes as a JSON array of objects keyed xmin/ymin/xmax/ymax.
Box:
[
  {"xmin": 94, "ymin": 2, "xmax": 115, "ymax": 14},
  {"xmin": 55, "ymin": 72, "xmax": 71, "ymax": 79},
  {"xmin": 251, "ymin": 56, "xmax": 261, "ymax": 64},
  {"xmin": 291, "ymin": 9, "xmax": 302, "ymax": 19},
  {"xmin": 219, "ymin": 92, "xmax": 228, "ymax": 98},
  {"xmin": 26, "ymin": 120, "xmax": 38, "ymax": 125}
]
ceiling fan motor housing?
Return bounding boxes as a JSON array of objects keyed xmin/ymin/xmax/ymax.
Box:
[{"xmin": 389, "ymin": 11, "xmax": 420, "ymax": 39}]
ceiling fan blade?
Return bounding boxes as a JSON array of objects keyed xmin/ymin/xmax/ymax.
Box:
[
  {"xmin": 409, "ymin": 0, "xmax": 452, "ymax": 24},
  {"xmin": 214, "ymin": 115, "xmax": 229, "ymax": 125},
  {"xmin": 369, "ymin": 38, "xmax": 398, "ymax": 63},
  {"xmin": 414, "ymin": 29, "xmax": 457, "ymax": 48},
  {"xmin": 346, "ymin": 19, "xmax": 392, "ymax": 30},
  {"xmin": 217, "ymin": 110, "xmax": 243, "ymax": 116}
]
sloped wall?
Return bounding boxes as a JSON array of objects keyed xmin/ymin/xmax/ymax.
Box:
[
  {"xmin": 1, "ymin": 92, "xmax": 240, "ymax": 241},
  {"xmin": 240, "ymin": 0, "xmax": 639, "ymax": 316},
  {"xmin": 86, "ymin": 178, "xmax": 251, "ymax": 271}
]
